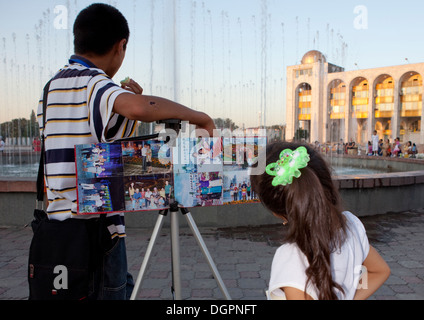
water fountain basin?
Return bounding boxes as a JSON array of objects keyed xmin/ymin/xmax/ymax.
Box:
[
  {"xmin": 0, "ymin": 154, "xmax": 423, "ymax": 227},
  {"xmin": 329, "ymin": 154, "xmax": 424, "ymax": 217}
]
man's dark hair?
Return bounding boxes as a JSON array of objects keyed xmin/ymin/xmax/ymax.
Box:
[{"xmin": 73, "ymin": 3, "xmax": 130, "ymax": 56}]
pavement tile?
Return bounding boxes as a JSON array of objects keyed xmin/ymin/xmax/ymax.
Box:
[{"xmin": 1, "ymin": 209, "xmax": 424, "ymax": 300}]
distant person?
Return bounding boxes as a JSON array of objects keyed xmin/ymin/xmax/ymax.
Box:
[
  {"xmin": 146, "ymin": 144, "xmax": 153, "ymax": 173},
  {"xmin": 378, "ymin": 139, "xmax": 383, "ymax": 156},
  {"xmin": 347, "ymin": 138, "xmax": 356, "ymax": 152},
  {"xmin": 32, "ymin": 137, "xmax": 41, "ymax": 152},
  {"xmin": 392, "ymin": 138, "xmax": 402, "ymax": 157},
  {"xmin": 385, "ymin": 139, "xmax": 392, "ymax": 157},
  {"xmin": 149, "ymin": 195, "xmax": 157, "ymax": 209},
  {"xmin": 132, "ymin": 188, "xmax": 141, "ymax": 210},
  {"xmin": 0, "ymin": 136, "xmax": 4, "ymax": 154},
  {"xmin": 145, "ymin": 188, "xmax": 152, "ymax": 207},
  {"xmin": 141, "ymin": 144, "xmax": 147, "ymax": 172},
  {"xmin": 337, "ymin": 139, "xmax": 344, "ymax": 154},
  {"xmin": 157, "ymin": 196, "xmax": 165, "ymax": 208},
  {"xmin": 371, "ymin": 130, "xmax": 379, "ymax": 156},
  {"xmin": 229, "ymin": 183, "xmax": 234, "ymax": 201},
  {"xmin": 128, "ymin": 182, "xmax": 135, "ymax": 205},
  {"xmin": 238, "ymin": 183, "xmax": 242, "ymax": 200},
  {"xmin": 233, "ymin": 184, "xmax": 238, "ymax": 201},
  {"xmin": 250, "ymin": 142, "xmax": 390, "ymax": 300},
  {"xmin": 159, "ymin": 187, "xmax": 166, "ymax": 199},
  {"xmin": 405, "ymin": 141, "xmax": 413, "ymax": 157},
  {"xmin": 367, "ymin": 141, "xmax": 372, "ymax": 156},
  {"xmin": 140, "ymin": 188, "xmax": 146, "ymax": 208},
  {"xmin": 411, "ymin": 143, "xmax": 418, "ymax": 158}
]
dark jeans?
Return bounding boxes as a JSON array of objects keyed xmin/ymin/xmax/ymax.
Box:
[
  {"xmin": 142, "ymin": 156, "xmax": 147, "ymax": 171},
  {"xmin": 89, "ymin": 235, "xmax": 134, "ymax": 300}
]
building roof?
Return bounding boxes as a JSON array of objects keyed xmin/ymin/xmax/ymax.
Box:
[{"xmin": 301, "ymin": 50, "xmax": 327, "ymax": 64}]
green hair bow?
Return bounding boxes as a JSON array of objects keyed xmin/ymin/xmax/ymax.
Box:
[{"xmin": 266, "ymin": 146, "xmax": 310, "ymax": 186}]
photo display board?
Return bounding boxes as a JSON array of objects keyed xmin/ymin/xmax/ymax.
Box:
[{"xmin": 75, "ymin": 135, "xmax": 266, "ymax": 215}]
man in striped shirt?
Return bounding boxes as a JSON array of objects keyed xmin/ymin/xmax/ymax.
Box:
[{"xmin": 37, "ymin": 3, "xmax": 215, "ymax": 300}]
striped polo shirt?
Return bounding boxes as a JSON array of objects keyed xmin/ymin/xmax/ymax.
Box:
[{"xmin": 37, "ymin": 55, "xmax": 137, "ymax": 238}]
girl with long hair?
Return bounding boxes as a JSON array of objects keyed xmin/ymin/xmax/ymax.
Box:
[{"xmin": 250, "ymin": 142, "xmax": 390, "ymax": 300}]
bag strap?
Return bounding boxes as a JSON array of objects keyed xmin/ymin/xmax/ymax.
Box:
[{"xmin": 36, "ymin": 80, "xmax": 52, "ymax": 206}]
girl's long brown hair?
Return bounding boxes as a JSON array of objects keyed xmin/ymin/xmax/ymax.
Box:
[{"xmin": 250, "ymin": 141, "xmax": 347, "ymax": 300}]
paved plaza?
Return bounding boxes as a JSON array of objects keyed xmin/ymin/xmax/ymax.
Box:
[{"xmin": 1, "ymin": 209, "xmax": 424, "ymax": 300}]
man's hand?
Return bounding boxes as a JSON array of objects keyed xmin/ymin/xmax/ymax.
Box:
[{"xmin": 121, "ymin": 78, "xmax": 144, "ymax": 95}]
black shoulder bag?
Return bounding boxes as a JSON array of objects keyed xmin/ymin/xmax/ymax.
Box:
[{"xmin": 28, "ymin": 80, "xmax": 101, "ymax": 300}]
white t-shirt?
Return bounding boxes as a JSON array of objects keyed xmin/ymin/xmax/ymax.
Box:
[
  {"xmin": 37, "ymin": 55, "xmax": 136, "ymax": 238},
  {"xmin": 372, "ymin": 134, "xmax": 379, "ymax": 151},
  {"xmin": 268, "ymin": 211, "xmax": 370, "ymax": 300}
]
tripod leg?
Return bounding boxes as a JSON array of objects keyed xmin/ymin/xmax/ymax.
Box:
[
  {"xmin": 170, "ymin": 210, "xmax": 182, "ymax": 300},
  {"xmin": 184, "ymin": 211, "xmax": 232, "ymax": 300},
  {"xmin": 130, "ymin": 212, "xmax": 166, "ymax": 300}
]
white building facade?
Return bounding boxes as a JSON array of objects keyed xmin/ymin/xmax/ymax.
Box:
[{"xmin": 286, "ymin": 50, "xmax": 424, "ymax": 145}]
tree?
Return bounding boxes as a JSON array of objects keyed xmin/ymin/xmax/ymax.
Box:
[
  {"xmin": 29, "ymin": 110, "xmax": 39, "ymax": 137},
  {"xmin": 0, "ymin": 109, "xmax": 40, "ymax": 139},
  {"xmin": 213, "ymin": 118, "xmax": 239, "ymax": 131}
]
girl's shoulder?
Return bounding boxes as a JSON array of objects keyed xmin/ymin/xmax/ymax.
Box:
[
  {"xmin": 342, "ymin": 211, "xmax": 365, "ymax": 230},
  {"xmin": 342, "ymin": 211, "xmax": 370, "ymax": 257},
  {"xmin": 274, "ymin": 242, "xmax": 307, "ymax": 266}
]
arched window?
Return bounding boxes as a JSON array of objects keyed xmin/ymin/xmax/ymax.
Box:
[{"xmin": 297, "ymin": 83, "xmax": 312, "ymax": 121}]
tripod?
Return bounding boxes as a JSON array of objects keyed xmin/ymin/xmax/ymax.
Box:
[
  {"xmin": 130, "ymin": 201, "xmax": 231, "ymax": 300},
  {"xmin": 128, "ymin": 119, "xmax": 230, "ymax": 300}
]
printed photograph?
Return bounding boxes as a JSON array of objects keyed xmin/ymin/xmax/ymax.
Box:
[
  {"xmin": 174, "ymin": 171, "xmax": 223, "ymax": 208},
  {"xmin": 173, "ymin": 138, "xmax": 198, "ymax": 174},
  {"xmin": 222, "ymin": 136, "xmax": 266, "ymax": 170},
  {"xmin": 75, "ymin": 142, "xmax": 124, "ymax": 179},
  {"xmin": 173, "ymin": 172, "xmax": 199, "ymax": 207},
  {"xmin": 223, "ymin": 170, "xmax": 258, "ymax": 205},
  {"xmin": 122, "ymin": 139, "xmax": 172, "ymax": 176},
  {"xmin": 123, "ymin": 173, "xmax": 173, "ymax": 211},
  {"xmin": 195, "ymin": 137, "xmax": 223, "ymax": 173},
  {"xmin": 173, "ymin": 137, "xmax": 222, "ymax": 174},
  {"xmin": 77, "ymin": 177, "xmax": 125, "ymax": 214}
]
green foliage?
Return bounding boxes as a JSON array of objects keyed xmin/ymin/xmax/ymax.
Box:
[{"xmin": 0, "ymin": 110, "xmax": 39, "ymax": 138}]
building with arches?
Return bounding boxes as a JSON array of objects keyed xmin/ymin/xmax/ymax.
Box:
[{"xmin": 286, "ymin": 50, "xmax": 424, "ymax": 146}]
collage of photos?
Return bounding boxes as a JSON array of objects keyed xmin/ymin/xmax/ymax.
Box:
[
  {"xmin": 75, "ymin": 139, "xmax": 173, "ymax": 214},
  {"xmin": 75, "ymin": 135, "xmax": 266, "ymax": 214}
]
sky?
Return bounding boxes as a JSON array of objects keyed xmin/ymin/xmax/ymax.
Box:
[{"xmin": 1, "ymin": 0, "xmax": 424, "ymax": 129}]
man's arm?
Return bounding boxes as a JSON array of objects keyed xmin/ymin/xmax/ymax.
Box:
[{"xmin": 113, "ymin": 92, "xmax": 216, "ymax": 136}]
